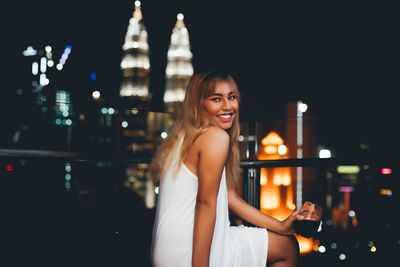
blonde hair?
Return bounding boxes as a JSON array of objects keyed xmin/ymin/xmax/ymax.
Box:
[{"xmin": 149, "ymin": 70, "xmax": 241, "ymax": 187}]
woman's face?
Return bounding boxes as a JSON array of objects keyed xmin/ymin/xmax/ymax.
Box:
[{"xmin": 203, "ymin": 81, "xmax": 239, "ymax": 130}]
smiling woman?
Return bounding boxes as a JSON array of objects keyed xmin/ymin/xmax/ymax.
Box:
[{"xmin": 150, "ymin": 70, "xmax": 302, "ymax": 267}]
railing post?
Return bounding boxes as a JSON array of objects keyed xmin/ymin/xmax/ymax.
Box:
[{"xmin": 243, "ymin": 166, "xmax": 260, "ymax": 209}]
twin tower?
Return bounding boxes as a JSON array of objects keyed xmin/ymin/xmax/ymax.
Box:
[{"xmin": 119, "ymin": 1, "xmax": 193, "ymax": 114}]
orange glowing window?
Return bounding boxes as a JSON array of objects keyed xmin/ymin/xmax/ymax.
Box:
[{"xmin": 261, "ymin": 132, "xmax": 284, "ymax": 146}]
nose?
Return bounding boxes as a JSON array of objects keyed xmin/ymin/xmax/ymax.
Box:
[{"xmin": 222, "ymin": 98, "xmax": 232, "ymax": 110}]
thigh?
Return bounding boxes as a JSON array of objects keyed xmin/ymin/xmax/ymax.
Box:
[{"xmin": 267, "ymin": 231, "xmax": 299, "ymax": 263}]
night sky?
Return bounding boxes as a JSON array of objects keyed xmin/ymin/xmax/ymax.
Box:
[{"xmin": 2, "ymin": 0, "xmax": 398, "ymax": 160}]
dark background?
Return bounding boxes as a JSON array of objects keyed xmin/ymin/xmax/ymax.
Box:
[
  {"xmin": 2, "ymin": 0, "xmax": 398, "ymax": 160},
  {"xmin": 1, "ymin": 2, "xmax": 399, "ymax": 266}
]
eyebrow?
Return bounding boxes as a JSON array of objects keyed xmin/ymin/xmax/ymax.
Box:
[{"xmin": 210, "ymin": 91, "xmax": 234, "ymax": 96}]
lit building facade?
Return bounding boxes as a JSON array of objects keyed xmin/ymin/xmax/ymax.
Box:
[
  {"xmin": 119, "ymin": 0, "xmax": 150, "ymax": 100},
  {"xmin": 117, "ymin": 0, "xmax": 152, "ymax": 156},
  {"xmin": 163, "ymin": 13, "xmax": 193, "ymax": 114},
  {"xmin": 116, "ymin": 1, "xmax": 177, "ymax": 209},
  {"xmin": 253, "ymin": 102, "xmax": 317, "ymax": 255},
  {"xmin": 14, "ymin": 45, "xmax": 75, "ymax": 150},
  {"xmin": 258, "ymin": 131, "xmax": 295, "ymax": 219}
]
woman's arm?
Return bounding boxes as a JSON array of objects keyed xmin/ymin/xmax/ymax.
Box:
[
  {"xmin": 192, "ymin": 127, "xmax": 230, "ymax": 267},
  {"xmin": 227, "ymin": 187, "xmax": 301, "ymax": 235}
]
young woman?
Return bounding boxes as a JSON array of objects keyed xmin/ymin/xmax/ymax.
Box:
[{"xmin": 150, "ymin": 70, "xmax": 302, "ymax": 267}]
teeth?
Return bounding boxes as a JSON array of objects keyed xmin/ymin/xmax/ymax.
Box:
[{"xmin": 218, "ymin": 114, "xmax": 232, "ymax": 119}]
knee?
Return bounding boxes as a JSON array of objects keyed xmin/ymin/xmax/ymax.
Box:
[{"xmin": 267, "ymin": 233, "xmax": 299, "ymax": 264}]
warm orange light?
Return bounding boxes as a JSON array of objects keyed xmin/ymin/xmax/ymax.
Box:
[
  {"xmin": 282, "ymin": 175, "xmax": 291, "ymax": 186},
  {"xmin": 257, "ymin": 132, "xmax": 308, "ymax": 252},
  {"xmin": 352, "ymin": 215, "xmax": 358, "ymax": 227},
  {"xmin": 287, "ymin": 202, "xmax": 296, "ymax": 211},
  {"xmin": 265, "ymin": 145, "xmax": 277, "ymax": 154},
  {"xmin": 295, "ymin": 234, "xmax": 314, "ymax": 255},
  {"xmin": 261, "ymin": 132, "xmax": 284, "ymax": 146},
  {"xmin": 380, "ymin": 189, "xmax": 392, "ymax": 196},
  {"xmin": 261, "ymin": 188, "xmax": 279, "ymax": 209},
  {"xmin": 260, "ymin": 176, "xmax": 267, "ymax": 185},
  {"xmin": 260, "ymin": 168, "xmax": 267, "ymax": 185},
  {"xmin": 273, "ymin": 175, "xmax": 282, "ymax": 186}
]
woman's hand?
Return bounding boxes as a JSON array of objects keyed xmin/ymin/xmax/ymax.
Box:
[{"xmin": 280, "ymin": 210, "xmax": 305, "ymax": 235}]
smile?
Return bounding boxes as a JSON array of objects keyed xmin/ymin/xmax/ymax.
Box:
[{"xmin": 217, "ymin": 113, "xmax": 233, "ymax": 119}]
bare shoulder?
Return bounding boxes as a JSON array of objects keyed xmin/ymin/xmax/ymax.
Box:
[{"xmin": 195, "ymin": 127, "xmax": 230, "ymax": 155}]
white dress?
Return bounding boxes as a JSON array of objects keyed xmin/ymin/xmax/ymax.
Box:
[{"xmin": 151, "ymin": 139, "xmax": 268, "ymax": 267}]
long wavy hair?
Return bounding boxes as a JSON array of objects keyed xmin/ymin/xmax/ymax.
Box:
[{"xmin": 149, "ymin": 70, "xmax": 241, "ymax": 188}]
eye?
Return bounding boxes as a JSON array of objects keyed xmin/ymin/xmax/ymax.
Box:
[
  {"xmin": 228, "ymin": 95, "xmax": 236, "ymax": 100},
  {"xmin": 211, "ymin": 97, "xmax": 221, "ymax": 101}
]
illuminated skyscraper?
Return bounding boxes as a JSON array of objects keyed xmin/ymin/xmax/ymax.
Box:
[
  {"xmin": 163, "ymin": 13, "xmax": 193, "ymax": 114},
  {"xmin": 119, "ymin": 0, "xmax": 150, "ymax": 100},
  {"xmin": 117, "ymin": 0, "xmax": 150, "ymax": 155}
]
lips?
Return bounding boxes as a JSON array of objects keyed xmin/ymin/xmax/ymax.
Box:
[{"xmin": 217, "ymin": 113, "xmax": 233, "ymax": 119}]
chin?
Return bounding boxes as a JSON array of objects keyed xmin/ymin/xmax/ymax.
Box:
[{"xmin": 219, "ymin": 123, "xmax": 233, "ymax": 130}]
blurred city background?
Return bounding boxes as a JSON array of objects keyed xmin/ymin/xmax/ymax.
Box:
[{"xmin": 1, "ymin": 1, "xmax": 398, "ymax": 266}]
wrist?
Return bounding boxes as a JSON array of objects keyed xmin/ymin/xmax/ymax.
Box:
[{"xmin": 280, "ymin": 217, "xmax": 294, "ymax": 235}]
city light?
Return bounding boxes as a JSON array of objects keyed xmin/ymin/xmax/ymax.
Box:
[
  {"xmin": 339, "ymin": 186, "xmax": 354, "ymax": 192},
  {"xmin": 298, "ymin": 102, "xmax": 308, "ymax": 113},
  {"xmin": 65, "ymin": 163, "xmax": 71, "ymax": 172},
  {"xmin": 277, "ymin": 144, "xmax": 287, "ymax": 155},
  {"xmin": 22, "ymin": 46, "xmax": 37, "ymax": 56},
  {"xmin": 337, "ymin": 165, "xmax": 360, "ymax": 174},
  {"xmin": 381, "ymin": 168, "xmax": 392, "ymax": 174},
  {"xmin": 90, "ymin": 71, "xmax": 97, "ymax": 82},
  {"xmin": 101, "ymin": 107, "xmax": 108, "ymax": 114},
  {"xmin": 380, "ymin": 189, "xmax": 392, "ymax": 196},
  {"xmin": 121, "ymin": 121, "xmax": 128, "ymax": 128},
  {"xmin": 40, "ymin": 73, "xmax": 49, "ymax": 86},
  {"xmin": 92, "ymin": 91, "xmax": 101, "ymax": 99},
  {"xmin": 40, "ymin": 57, "xmax": 47, "ymax": 72},
  {"xmin": 107, "ymin": 108, "xmax": 115, "ymax": 115},
  {"xmin": 273, "ymin": 175, "xmax": 282, "ymax": 186},
  {"xmin": 282, "ymin": 175, "xmax": 290, "ymax": 186},
  {"xmin": 319, "ymin": 149, "xmax": 331, "ymax": 158},
  {"xmin": 265, "ymin": 145, "xmax": 277, "ymax": 154},
  {"xmin": 6, "ymin": 165, "xmax": 13, "ymax": 171},
  {"xmin": 57, "ymin": 44, "xmax": 72, "ymax": 70},
  {"xmin": 32, "ymin": 62, "xmax": 38, "ymax": 75}
]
